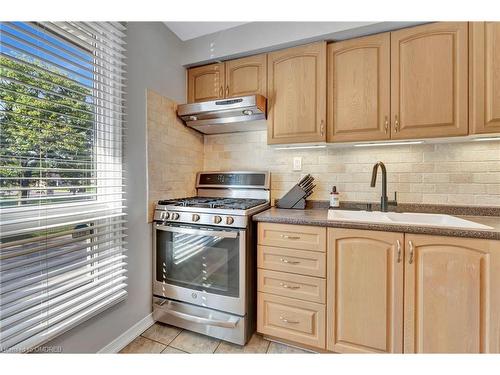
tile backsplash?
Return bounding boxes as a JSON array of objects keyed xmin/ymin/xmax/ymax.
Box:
[
  {"xmin": 204, "ymin": 131, "xmax": 500, "ymax": 207},
  {"xmin": 147, "ymin": 90, "xmax": 203, "ymax": 220}
]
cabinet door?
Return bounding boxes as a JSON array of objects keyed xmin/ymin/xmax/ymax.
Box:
[
  {"xmin": 391, "ymin": 22, "xmax": 468, "ymax": 139},
  {"xmin": 187, "ymin": 63, "xmax": 224, "ymax": 103},
  {"xmin": 470, "ymin": 22, "xmax": 500, "ymax": 134},
  {"xmin": 225, "ymin": 54, "xmax": 267, "ymax": 98},
  {"xmin": 327, "ymin": 229, "xmax": 404, "ymax": 353},
  {"xmin": 267, "ymin": 42, "xmax": 327, "ymax": 144},
  {"xmin": 327, "ymin": 33, "xmax": 391, "ymax": 142},
  {"xmin": 404, "ymin": 234, "xmax": 500, "ymax": 353}
]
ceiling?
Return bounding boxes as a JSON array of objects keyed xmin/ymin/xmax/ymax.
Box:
[{"xmin": 164, "ymin": 22, "xmax": 249, "ymax": 41}]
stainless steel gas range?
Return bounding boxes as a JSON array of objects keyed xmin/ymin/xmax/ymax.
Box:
[{"xmin": 152, "ymin": 171, "xmax": 270, "ymax": 345}]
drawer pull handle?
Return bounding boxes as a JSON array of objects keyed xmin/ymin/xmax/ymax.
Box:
[
  {"xmin": 280, "ymin": 234, "xmax": 301, "ymax": 240},
  {"xmin": 279, "ymin": 282, "xmax": 300, "ymax": 290},
  {"xmin": 280, "ymin": 258, "xmax": 300, "ymax": 265},
  {"xmin": 279, "ymin": 316, "xmax": 299, "ymax": 324}
]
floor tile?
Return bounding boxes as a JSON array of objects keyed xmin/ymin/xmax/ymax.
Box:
[
  {"xmin": 215, "ymin": 333, "xmax": 270, "ymax": 354},
  {"xmin": 169, "ymin": 330, "xmax": 220, "ymax": 354},
  {"xmin": 120, "ymin": 336, "xmax": 166, "ymax": 354},
  {"xmin": 141, "ymin": 323, "xmax": 182, "ymax": 345},
  {"xmin": 162, "ymin": 346, "xmax": 188, "ymax": 354},
  {"xmin": 267, "ymin": 341, "xmax": 311, "ymax": 354}
]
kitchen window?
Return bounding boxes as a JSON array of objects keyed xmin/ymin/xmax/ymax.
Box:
[{"xmin": 0, "ymin": 22, "xmax": 127, "ymax": 352}]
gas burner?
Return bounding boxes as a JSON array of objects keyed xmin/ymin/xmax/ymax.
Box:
[{"xmin": 158, "ymin": 197, "xmax": 268, "ymax": 210}]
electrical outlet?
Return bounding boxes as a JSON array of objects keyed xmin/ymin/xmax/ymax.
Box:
[{"xmin": 293, "ymin": 156, "xmax": 302, "ymax": 171}]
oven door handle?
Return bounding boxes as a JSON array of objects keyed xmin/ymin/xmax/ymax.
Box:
[
  {"xmin": 154, "ymin": 301, "xmax": 240, "ymax": 328},
  {"xmin": 154, "ymin": 223, "xmax": 239, "ymax": 239}
]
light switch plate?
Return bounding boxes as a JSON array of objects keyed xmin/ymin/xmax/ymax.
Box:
[{"xmin": 293, "ymin": 156, "xmax": 302, "ymax": 171}]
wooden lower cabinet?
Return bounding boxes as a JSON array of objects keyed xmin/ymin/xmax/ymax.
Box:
[
  {"xmin": 327, "ymin": 228, "xmax": 404, "ymax": 353},
  {"xmin": 257, "ymin": 292, "xmax": 326, "ymax": 349},
  {"xmin": 404, "ymin": 234, "xmax": 500, "ymax": 353},
  {"xmin": 257, "ymin": 223, "xmax": 500, "ymax": 353}
]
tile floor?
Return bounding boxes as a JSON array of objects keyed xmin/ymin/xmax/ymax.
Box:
[{"xmin": 120, "ymin": 322, "xmax": 313, "ymax": 354}]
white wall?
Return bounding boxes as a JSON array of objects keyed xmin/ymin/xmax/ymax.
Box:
[
  {"xmin": 46, "ymin": 22, "xmax": 186, "ymax": 353},
  {"xmin": 180, "ymin": 21, "xmax": 424, "ymax": 66}
]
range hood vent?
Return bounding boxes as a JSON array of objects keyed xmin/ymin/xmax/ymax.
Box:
[{"xmin": 177, "ymin": 94, "xmax": 266, "ymax": 134}]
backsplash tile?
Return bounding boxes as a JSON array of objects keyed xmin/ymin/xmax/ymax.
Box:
[
  {"xmin": 203, "ymin": 131, "xmax": 500, "ymax": 207},
  {"xmin": 147, "ymin": 90, "xmax": 204, "ymax": 221}
]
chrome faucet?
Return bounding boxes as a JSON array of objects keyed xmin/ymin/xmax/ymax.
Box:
[{"xmin": 370, "ymin": 161, "xmax": 397, "ymax": 212}]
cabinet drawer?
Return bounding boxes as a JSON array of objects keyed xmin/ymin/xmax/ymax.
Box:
[
  {"xmin": 257, "ymin": 292, "xmax": 326, "ymax": 349},
  {"xmin": 257, "ymin": 245, "xmax": 326, "ymax": 277},
  {"xmin": 258, "ymin": 269, "xmax": 326, "ymax": 304},
  {"xmin": 258, "ymin": 223, "xmax": 326, "ymax": 252}
]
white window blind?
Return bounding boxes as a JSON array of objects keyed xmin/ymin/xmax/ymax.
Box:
[{"xmin": 0, "ymin": 22, "xmax": 127, "ymax": 352}]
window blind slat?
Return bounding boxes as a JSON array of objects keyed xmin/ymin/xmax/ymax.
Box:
[
  {"xmin": 0, "ymin": 233, "xmax": 127, "ymax": 271},
  {"xmin": 1, "ymin": 75, "xmax": 126, "ymax": 113},
  {"xmin": 0, "ymin": 28, "xmax": 126, "ymax": 81},
  {"xmin": 3, "ymin": 23, "xmax": 127, "ymax": 74},
  {"xmin": 6, "ymin": 289, "xmax": 128, "ymax": 353},
  {"xmin": 36, "ymin": 23, "xmax": 127, "ymax": 66},
  {"xmin": 0, "ymin": 52, "xmax": 127, "ymax": 101},
  {"xmin": 0, "ymin": 21, "xmax": 127, "ymax": 352},
  {"xmin": 2, "ymin": 285, "xmax": 128, "ymax": 352},
  {"xmin": 0, "ymin": 267, "xmax": 127, "ymax": 320},
  {"xmin": 1, "ymin": 40, "xmax": 127, "ymax": 90},
  {"xmin": 0, "ymin": 275, "xmax": 128, "ymax": 332},
  {"xmin": 1, "ymin": 250, "xmax": 127, "ymax": 295},
  {"xmin": 0, "ymin": 261, "xmax": 127, "ymax": 308}
]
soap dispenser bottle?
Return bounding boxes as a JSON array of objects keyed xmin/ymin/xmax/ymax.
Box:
[{"xmin": 330, "ymin": 186, "xmax": 340, "ymax": 208}]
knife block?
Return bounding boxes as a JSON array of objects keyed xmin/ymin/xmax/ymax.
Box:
[{"xmin": 276, "ymin": 184, "xmax": 309, "ymax": 209}]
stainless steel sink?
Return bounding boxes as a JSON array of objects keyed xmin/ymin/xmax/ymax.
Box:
[{"xmin": 327, "ymin": 210, "xmax": 493, "ymax": 230}]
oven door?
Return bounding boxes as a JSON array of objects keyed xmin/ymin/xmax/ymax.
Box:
[{"xmin": 153, "ymin": 223, "xmax": 246, "ymax": 316}]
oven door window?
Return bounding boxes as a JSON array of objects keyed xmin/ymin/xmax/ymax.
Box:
[{"xmin": 156, "ymin": 225, "xmax": 241, "ymax": 298}]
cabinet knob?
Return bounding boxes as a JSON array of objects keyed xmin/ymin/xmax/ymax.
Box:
[
  {"xmin": 320, "ymin": 120, "xmax": 325, "ymax": 137},
  {"xmin": 225, "ymin": 85, "xmax": 229, "ymax": 97},
  {"xmin": 394, "ymin": 114, "xmax": 400, "ymax": 133},
  {"xmin": 219, "ymin": 86, "xmax": 223, "ymax": 97},
  {"xmin": 384, "ymin": 116, "xmax": 389, "ymax": 134}
]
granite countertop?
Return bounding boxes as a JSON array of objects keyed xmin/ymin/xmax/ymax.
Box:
[{"xmin": 253, "ymin": 207, "xmax": 500, "ymax": 240}]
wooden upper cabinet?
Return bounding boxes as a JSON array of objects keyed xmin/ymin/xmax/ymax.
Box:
[
  {"xmin": 391, "ymin": 22, "xmax": 469, "ymax": 139},
  {"xmin": 225, "ymin": 54, "xmax": 267, "ymax": 98},
  {"xmin": 187, "ymin": 63, "xmax": 224, "ymax": 103},
  {"xmin": 327, "ymin": 33, "xmax": 391, "ymax": 142},
  {"xmin": 327, "ymin": 229, "xmax": 404, "ymax": 353},
  {"xmin": 470, "ymin": 22, "xmax": 500, "ymax": 134},
  {"xmin": 404, "ymin": 234, "xmax": 500, "ymax": 353},
  {"xmin": 267, "ymin": 42, "xmax": 327, "ymax": 144}
]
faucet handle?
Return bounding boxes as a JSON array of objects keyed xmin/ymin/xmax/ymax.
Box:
[{"xmin": 389, "ymin": 191, "xmax": 398, "ymax": 206}]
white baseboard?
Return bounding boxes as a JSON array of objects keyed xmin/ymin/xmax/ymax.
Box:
[{"xmin": 98, "ymin": 313, "xmax": 155, "ymax": 353}]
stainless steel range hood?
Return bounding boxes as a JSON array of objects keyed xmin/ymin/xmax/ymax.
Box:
[{"xmin": 177, "ymin": 94, "xmax": 266, "ymax": 134}]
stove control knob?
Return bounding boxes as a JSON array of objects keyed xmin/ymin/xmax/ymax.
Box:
[
  {"xmin": 171, "ymin": 213, "xmax": 180, "ymax": 220},
  {"xmin": 213, "ymin": 216, "xmax": 222, "ymax": 224},
  {"xmin": 226, "ymin": 216, "xmax": 234, "ymax": 225},
  {"xmin": 162, "ymin": 212, "xmax": 170, "ymax": 220},
  {"xmin": 192, "ymin": 214, "xmax": 200, "ymax": 222}
]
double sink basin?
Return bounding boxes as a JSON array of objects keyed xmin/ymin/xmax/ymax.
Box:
[{"xmin": 327, "ymin": 210, "xmax": 493, "ymax": 230}]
